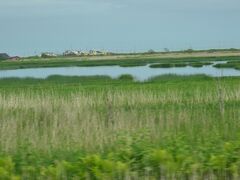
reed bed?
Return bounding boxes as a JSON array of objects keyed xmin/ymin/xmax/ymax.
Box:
[{"xmin": 0, "ymin": 76, "xmax": 240, "ymax": 179}]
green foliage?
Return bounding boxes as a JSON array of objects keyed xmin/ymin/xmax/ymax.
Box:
[
  {"xmin": 1, "ymin": 134, "xmax": 240, "ymax": 178},
  {"xmin": 118, "ymin": 74, "xmax": 134, "ymax": 81},
  {"xmin": 188, "ymin": 62, "xmax": 213, "ymax": 67},
  {"xmin": 149, "ymin": 63, "xmax": 174, "ymax": 68},
  {"xmin": 214, "ymin": 61, "xmax": 240, "ymax": 70},
  {"xmin": 174, "ymin": 63, "xmax": 187, "ymax": 67},
  {"xmin": 0, "ymin": 156, "xmax": 19, "ymax": 179},
  {"xmin": 149, "ymin": 62, "xmax": 213, "ymax": 68}
]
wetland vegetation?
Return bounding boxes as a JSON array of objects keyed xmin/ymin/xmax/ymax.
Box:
[
  {"xmin": 0, "ymin": 75, "xmax": 240, "ymax": 179},
  {"xmin": 1, "ymin": 54, "xmax": 240, "ymax": 70},
  {"xmin": 1, "ymin": 51, "xmax": 240, "ymax": 179},
  {"xmin": 214, "ymin": 61, "xmax": 240, "ymax": 70}
]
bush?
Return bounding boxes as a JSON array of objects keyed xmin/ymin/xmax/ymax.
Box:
[
  {"xmin": 118, "ymin": 74, "xmax": 134, "ymax": 81},
  {"xmin": 149, "ymin": 63, "xmax": 174, "ymax": 68}
]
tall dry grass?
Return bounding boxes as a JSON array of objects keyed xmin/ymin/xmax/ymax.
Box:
[{"xmin": 0, "ymin": 82, "xmax": 240, "ymax": 155}]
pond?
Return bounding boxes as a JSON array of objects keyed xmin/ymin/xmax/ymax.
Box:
[{"xmin": 0, "ymin": 61, "xmax": 240, "ymax": 81}]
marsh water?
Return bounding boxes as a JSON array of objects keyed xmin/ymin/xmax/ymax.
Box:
[{"xmin": 0, "ymin": 61, "xmax": 240, "ymax": 81}]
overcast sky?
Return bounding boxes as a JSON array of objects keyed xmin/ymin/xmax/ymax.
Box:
[{"xmin": 1, "ymin": 0, "xmax": 240, "ymax": 56}]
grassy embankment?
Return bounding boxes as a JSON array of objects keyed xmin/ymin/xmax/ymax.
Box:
[
  {"xmin": 149, "ymin": 62, "xmax": 213, "ymax": 68},
  {"xmin": 0, "ymin": 75, "xmax": 240, "ymax": 179},
  {"xmin": 214, "ymin": 61, "xmax": 240, "ymax": 70}
]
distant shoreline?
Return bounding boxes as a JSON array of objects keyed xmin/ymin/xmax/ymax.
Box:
[{"xmin": 0, "ymin": 49, "xmax": 240, "ymax": 70}]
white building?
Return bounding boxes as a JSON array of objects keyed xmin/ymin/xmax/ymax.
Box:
[
  {"xmin": 63, "ymin": 50, "xmax": 83, "ymax": 56},
  {"xmin": 41, "ymin": 52, "xmax": 57, "ymax": 58}
]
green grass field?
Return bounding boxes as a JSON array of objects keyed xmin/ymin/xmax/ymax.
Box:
[{"xmin": 0, "ymin": 75, "xmax": 240, "ymax": 179}]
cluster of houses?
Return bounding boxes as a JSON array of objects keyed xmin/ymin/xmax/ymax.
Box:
[
  {"xmin": 41, "ymin": 50, "xmax": 112, "ymax": 58},
  {"xmin": 0, "ymin": 50, "xmax": 113, "ymax": 60},
  {"xmin": 0, "ymin": 53, "xmax": 20, "ymax": 61}
]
